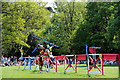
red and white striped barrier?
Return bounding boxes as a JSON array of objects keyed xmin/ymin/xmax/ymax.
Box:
[
  {"xmin": 87, "ymin": 54, "xmax": 103, "ymax": 75},
  {"xmin": 47, "ymin": 54, "xmax": 120, "ymax": 77}
]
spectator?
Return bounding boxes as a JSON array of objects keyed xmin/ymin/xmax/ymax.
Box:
[
  {"xmin": 8, "ymin": 57, "xmax": 10, "ymax": 65},
  {"xmin": 5, "ymin": 57, "xmax": 8, "ymax": 63},
  {"xmin": 1, "ymin": 56, "xmax": 4, "ymax": 66},
  {"xmin": 113, "ymin": 61, "xmax": 117, "ymax": 65},
  {"xmin": 15, "ymin": 61, "xmax": 19, "ymax": 66},
  {"xmin": 109, "ymin": 61, "xmax": 113, "ymax": 65},
  {"xmin": 13, "ymin": 56, "xmax": 17, "ymax": 66},
  {"xmin": 84, "ymin": 61, "xmax": 86, "ymax": 64},
  {"xmin": 10, "ymin": 56, "xmax": 14, "ymax": 66},
  {"xmin": 0, "ymin": 62, "xmax": 1, "ymax": 66},
  {"xmin": 4, "ymin": 57, "xmax": 9, "ymax": 66},
  {"xmin": 103, "ymin": 59, "xmax": 107, "ymax": 64}
]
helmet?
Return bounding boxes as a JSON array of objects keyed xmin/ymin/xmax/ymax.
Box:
[
  {"xmin": 50, "ymin": 43, "xmax": 52, "ymax": 46},
  {"xmin": 47, "ymin": 45, "xmax": 49, "ymax": 48}
]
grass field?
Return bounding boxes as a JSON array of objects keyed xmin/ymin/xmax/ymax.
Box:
[{"xmin": 1, "ymin": 64, "xmax": 119, "ymax": 78}]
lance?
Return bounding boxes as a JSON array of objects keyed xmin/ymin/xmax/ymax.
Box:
[{"xmin": 32, "ymin": 23, "xmax": 61, "ymax": 53}]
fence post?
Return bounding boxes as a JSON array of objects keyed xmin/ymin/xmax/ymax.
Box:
[
  {"xmin": 101, "ymin": 54, "xmax": 104, "ymax": 75},
  {"xmin": 56, "ymin": 60, "xmax": 57, "ymax": 72},
  {"xmin": 75, "ymin": 55, "xmax": 77, "ymax": 73},
  {"xmin": 118, "ymin": 54, "xmax": 120, "ymax": 78}
]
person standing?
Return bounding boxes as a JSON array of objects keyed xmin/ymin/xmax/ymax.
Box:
[
  {"xmin": 8, "ymin": 57, "xmax": 11, "ymax": 65},
  {"xmin": 13, "ymin": 56, "xmax": 17, "ymax": 66},
  {"xmin": 10, "ymin": 56, "xmax": 14, "ymax": 66},
  {"xmin": 1, "ymin": 56, "xmax": 5, "ymax": 66}
]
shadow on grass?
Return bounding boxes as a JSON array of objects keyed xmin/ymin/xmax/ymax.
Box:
[
  {"xmin": 31, "ymin": 70, "xmax": 48, "ymax": 74},
  {"xmin": 22, "ymin": 69, "xmax": 25, "ymax": 71},
  {"xmin": 88, "ymin": 74, "xmax": 91, "ymax": 77},
  {"xmin": 103, "ymin": 64, "xmax": 118, "ymax": 67},
  {"xmin": 87, "ymin": 74, "xmax": 104, "ymax": 78},
  {"xmin": 33, "ymin": 70, "xmax": 37, "ymax": 72},
  {"xmin": 14, "ymin": 69, "xmax": 20, "ymax": 71},
  {"xmin": 97, "ymin": 64, "xmax": 118, "ymax": 67},
  {"xmin": 77, "ymin": 64, "xmax": 118, "ymax": 67},
  {"xmin": 77, "ymin": 66, "xmax": 87, "ymax": 67}
]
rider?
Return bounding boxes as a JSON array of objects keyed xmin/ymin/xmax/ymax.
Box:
[
  {"xmin": 49, "ymin": 43, "xmax": 53, "ymax": 56},
  {"xmin": 42, "ymin": 45, "xmax": 49, "ymax": 73},
  {"xmin": 38, "ymin": 45, "xmax": 49, "ymax": 73},
  {"xmin": 48, "ymin": 43, "xmax": 55, "ymax": 64},
  {"xmin": 38, "ymin": 45, "xmax": 44, "ymax": 73}
]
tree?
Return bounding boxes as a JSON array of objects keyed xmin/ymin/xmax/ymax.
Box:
[
  {"xmin": 72, "ymin": 2, "xmax": 120, "ymax": 54},
  {"xmin": 105, "ymin": 2, "xmax": 120, "ymax": 51},
  {"xmin": 45, "ymin": 2, "xmax": 86, "ymax": 55},
  {"xmin": 2, "ymin": 2, "xmax": 51, "ymax": 56}
]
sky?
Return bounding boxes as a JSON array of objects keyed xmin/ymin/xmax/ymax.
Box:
[
  {"xmin": 42, "ymin": 0, "xmax": 57, "ymax": 12},
  {"xmin": 42, "ymin": 0, "xmax": 55, "ymax": 2}
]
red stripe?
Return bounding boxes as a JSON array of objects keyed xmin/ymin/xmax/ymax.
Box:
[
  {"xmin": 76, "ymin": 55, "xmax": 86, "ymax": 60},
  {"xmin": 55, "ymin": 56, "xmax": 65, "ymax": 60},
  {"xmin": 89, "ymin": 56, "xmax": 93, "ymax": 62},
  {"xmin": 89, "ymin": 65, "xmax": 94, "ymax": 72},
  {"xmin": 49, "ymin": 59, "xmax": 56, "ymax": 69},
  {"xmin": 103, "ymin": 54, "xmax": 118, "ymax": 60},
  {"xmin": 96, "ymin": 65, "xmax": 101, "ymax": 72},
  {"xmin": 65, "ymin": 65, "xmax": 69, "ymax": 70},
  {"xmin": 95, "ymin": 57, "xmax": 100, "ymax": 63}
]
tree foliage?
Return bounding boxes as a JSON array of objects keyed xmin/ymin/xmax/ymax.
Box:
[
  {"xmin": 2, "ymin": 2, "xmax": 51, "ymax": 56},
  {"xmin": 2, "ymin": 2, "xmax": 120, "ymax": 57},
  {"xmin": 46, "ymin": 2, "xmax": 86, "ymax": 55},
  {"xmin": 72, "ymin": 2, "xmax": 120, "ymax": 54}
]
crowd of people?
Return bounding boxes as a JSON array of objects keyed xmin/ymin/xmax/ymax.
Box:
[
  {"xmin": 0, "ymin": 43, "xmax": 55, "ymax": 68},
  {"xmin": 0, "ymin": 56, "xmax": 18, "ymax": 67}
]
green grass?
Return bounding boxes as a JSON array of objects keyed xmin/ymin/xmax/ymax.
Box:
[{"xmin": 1, "ymin": 64, "xmax": 119, "ymax": 78}]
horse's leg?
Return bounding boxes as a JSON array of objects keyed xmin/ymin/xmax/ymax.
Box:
[
  {"xmin": 45, "ymin": 61, "xmax": 49, "ymax": 73},
  {"xmin": 46, "ymin": 65, "xmax": 47, "ymax": 72},
  {"xmin": 47, "ymin": 60, "xmax": 50, "ymax": 72},
  {"xmin": 43, "ymin": 60, "xmax": 47, "ymax": 72},
  {"xmin": 39, "ymin": 64, "xmax": 42, "ymax": 73},
  {"xmin": 39, "ymin": 65, "xmax": 41, "ymax": 72},
  {"xmin": 48, "ymin": 61, "xmax": 51, "ymax": 71},
  {"xmin": 44, "ymin": 62, "xmax": 47, "ymax": 72}
]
